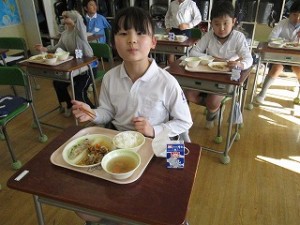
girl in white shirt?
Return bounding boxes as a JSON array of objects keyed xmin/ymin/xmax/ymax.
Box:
[
  {"xmin": 255, "ymin": 1, "xmax": 300, "ymax": 104},
  {"xmin": 186, "ymin": 1, "xmax": 253, "ymax": 129},
  {"xmin": 72, "ymin": 7, "xmax": 193, "ymax": 140}
]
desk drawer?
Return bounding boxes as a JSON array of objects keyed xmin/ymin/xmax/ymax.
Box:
[
  {"xmin": 152, "ymin": 45, "xmax": 187, "ymax": 55},
  {"xmin": 27, "ymin": 66, "xmax": 89, "ymax": 81},
  {"xmin": 175, "ymin": 76, "xmax": 234, "ymax": 94},
  {"xmin": 262, "ymin": 52, "xmax": 300, "ymax": 64}
]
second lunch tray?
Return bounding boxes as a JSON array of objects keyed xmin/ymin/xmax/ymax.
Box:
[
  {"xmin": 184, "ymin": 64, "xmax": 231, "ymax": 74},
  {"xmin": 50, "ymin": 126, "xmax": 154, "ymax": 184}
]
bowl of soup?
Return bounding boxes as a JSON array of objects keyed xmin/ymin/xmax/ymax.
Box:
[
  {"xmin": 44, "ymin": 53, "xmax": 57, "ymax": 64},
  {"xmin": 184, "ymin": 57, "xmax": 201, "ymax": 68},
  {"xmin": 101, "ymin": 149, "xmax": 141, "ymax": 180}
]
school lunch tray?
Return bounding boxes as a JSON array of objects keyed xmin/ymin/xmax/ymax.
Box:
[
  {"xmin": 184, "ymin": 64, "xmax": 231, "ymax": 74},
  {"xmin": 26, "ymin": 56, "xmax": 74, "ymax": 66},
  {"xmin": 50, "ymin": 126, "xmax": 154, "ymax": 184}
]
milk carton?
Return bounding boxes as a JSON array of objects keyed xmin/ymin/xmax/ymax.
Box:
[{"xmin": 166, "ymin": 144, "xmax": 185, "ymax": 169}]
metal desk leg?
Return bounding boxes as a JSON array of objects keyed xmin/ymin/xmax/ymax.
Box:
[
  {"xmin": 33, "ymin": 195, "xmax": 45, "ymax": 225},
  {"xmin": 88, "ymin": 64, "xmax": 98, "ymax": 107},
  {"xmin": 246, "ymin": 57, "xmax": 261, "ymax": 110},
  {"xmin": 222, "ymin": 86, "xmax": 238, "ymax": 164},
  {"xmin": 70, "ymin": 71, "xmax": 78, "ymax": 125}
]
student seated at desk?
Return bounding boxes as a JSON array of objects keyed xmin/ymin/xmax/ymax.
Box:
[
  {"xmin": 72, "ymin": 6, "xmax": 193, "ymax": 224},
  {"xmin": 255, "ymin": 1, "xmax": 300, "ymax": 104},
  {"xmin": 164, "ymin": 0, "xmax": 202, "ymax": 64},
  {"xmin": 185, "ymin": 1, "xmax": 253, "ymax": 129},
  {"xmin": 83, "ymin": 0, "xmax": 111, "ymax": 43},
  {"xmin": 35, "ymin": 10, "xmax": 97, "ymax": 117}
]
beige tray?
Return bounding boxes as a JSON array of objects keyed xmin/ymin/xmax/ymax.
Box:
[
  {"xmin": 50, "ymin": 126, "xmax": 154, "ymax": 184},
  {"xmin": 26, "ymin": 56, "xmax": 74, "ymax": 66},
  {"xmin": 184, "ymin": 64, "xmax": 231, "ymax": 74}
]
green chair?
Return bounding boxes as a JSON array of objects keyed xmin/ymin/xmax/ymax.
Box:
[
  {"xmin": 90, "ymin": 42, "xmax": 114, "ymax": 82},
  {"xmin": 0, "ymin": 37, "xmax": 40, "ymax": 90},
  {"xmin": 191, "ymin": 28, "xmax": 202, "ymax": 39},
  {"xmin": 0, "ymin": 67, "xmax": 48, "ymax": 170}
]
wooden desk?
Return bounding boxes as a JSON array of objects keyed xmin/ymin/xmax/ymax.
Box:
[
  {"xmin": 167, "ymin": 60, "xmax": 251, "ymax": 164},
  {"xmin": 152, "ymin": 38, "xmax": 198, "ymax": 56},
  {"xmin": 7, "ymin": 126, "xmax": 201, "ymax": 225},
  {"xmin": 247, "ymin": 42, "xmax": 300, "ymax": 108},
  {"xmin": 18, "ymin": 57, "xmax": 98, "ymax": 128}
]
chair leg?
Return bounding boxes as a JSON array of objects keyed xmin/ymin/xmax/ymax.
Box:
[
  {"xmin": 29, "ymin": 103, "xmax": 48, "ymax": 143},
  {"xmin": 31, "ymin": 77, "xmax": 40, "ymax": 90},
  {"xmin": 1, "ymin": 126, "xmax": 22, "ymax": 170}
]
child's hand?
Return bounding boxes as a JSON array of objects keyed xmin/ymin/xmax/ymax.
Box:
[
  {"xmin": 35, "ymin": 44, "xmax": 47, "ymax": 53},
  {"xmin": 227, "ymin": 61, "xmax": 244, "ymax": 70},
  {"xmin": 178, "ymin": 23, "xmax": 189, "ymax": 30},
  {"xmin": 71, "ymin": 100, "xmax": 95, "ymax": 122},
  {"xmin": 132, "ymin": 117, "xmax": 154, "ymax": 138}
]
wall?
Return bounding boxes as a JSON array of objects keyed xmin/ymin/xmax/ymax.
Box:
[{"xmin": 0, "ymin": 1, "xmax": 27, "ymax": 44}]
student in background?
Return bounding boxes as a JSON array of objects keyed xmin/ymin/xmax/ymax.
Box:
[
  {"xmin": 255, "ymin": 1, "xmax": 300, "ymax": 104},
  {"xmin": 83, "ymin": 0, "xmax": 111, "ymax": 43},
  {"xmin": 185, "ymin": 0, "xmax": 253, "ymax": 129},
  {"xmin": 164, "ymin": 0, "xmax": 202, "ymax": 63},
  {"xmin": 35, "ymin": 10, "xmax": 97, "ymax": 117}
]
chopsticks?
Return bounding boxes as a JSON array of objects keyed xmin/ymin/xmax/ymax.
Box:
[{"xmin": 80, "ymin": 107, "xmax": 96, "ymax": 119}]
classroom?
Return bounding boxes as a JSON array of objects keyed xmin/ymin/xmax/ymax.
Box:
[{"xmin": 0, "ymin": 1, "xmax": 299, "ymax": 225}]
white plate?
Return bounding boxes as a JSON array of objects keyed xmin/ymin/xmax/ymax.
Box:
[
  {"xmin": 283, "ymin": 42, "xmax": 300, "ymax": 50},
  {"xmin": 208, "ymin": 62, "xmax": 230, "ymax": 72},
  {"xmin": 62, "ymin": 134, "xmax": 115, "ymax": 168}
]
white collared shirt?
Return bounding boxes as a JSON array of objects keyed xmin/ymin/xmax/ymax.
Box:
[
  {"xmin": 93, "ymin": 60, "xmax": 193, "ymax": 137},
  {"xmin": 165, "ymin": 0, "xmax": 202, "ymax": 29},
  {"xmin": 190, "ymin": 30, "xmax": 253, "ymax": 69},
  {"xmin": 268, "ymin": 18, "xmax": 300, "ymax": 42}
]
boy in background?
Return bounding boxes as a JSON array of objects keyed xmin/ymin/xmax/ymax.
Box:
[
  {"xmin": 164, "ymin": 0, "xmax": 202, "ymax": 63},
  {"xmin": 255, "ymin": 1, "xmax": 300, "ymax": 104},
  {"xmin": 186, "ymin": 0, "xmax": 253, "ymax": 129},
  {"xmin": 83, "ymin": 0, "xmax": 111, "ymax": 44}
]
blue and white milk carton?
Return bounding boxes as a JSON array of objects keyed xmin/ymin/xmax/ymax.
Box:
[{"xmin": 166, "ymin": 144, "xmax": 185, "ymax": 169}]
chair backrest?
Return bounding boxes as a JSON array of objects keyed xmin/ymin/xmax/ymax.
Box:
[
  {"xmin": 90, "ymin": 42, "xmax": 114, "ymax": 71},
  {"xmin": 104, "ymin": 28, "xmax": 112, "ymax": 46},
  {"xmin": 0, "ymin": 37, "xmax": 28, "ymax": 58},
  {"xmin": 0, "ymin": 67, "xmax": 27, "ymax": 87},
  {"xmin": 190, "ymin": 28, "xmax": 202, "ymax": 39}
]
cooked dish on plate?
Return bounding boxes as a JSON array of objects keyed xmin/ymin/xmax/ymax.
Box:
[
  {"xmin": 283, "ymin": 42, "xmax": 300, "ymax": 49},
  {"xmin": 208, "ymin": 62, "xmax": 230, "ymax": 72},
  {"xmin": 62, "ymin": 134, "xmax": 115, "ymax": 167},
  {"xmin": 29, "ymin": 54, "xmax": 45, "ymax": 61}
]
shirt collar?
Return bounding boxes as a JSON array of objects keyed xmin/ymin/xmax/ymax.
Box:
[
  {"xmin": 86, "ymin": 13, "xmax": 97, "ymax": 20},
  {"xmin": 119, "ymin": 59, "xmax": 158, "ymax": 81}
]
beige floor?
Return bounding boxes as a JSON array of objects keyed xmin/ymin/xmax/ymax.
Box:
[{"xmin": 0, "ymin": 70, "xmax": 300, "ymax": 225}]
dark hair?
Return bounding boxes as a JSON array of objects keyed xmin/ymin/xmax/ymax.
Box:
[
  {"xmin": 111, "ymin": 7, "xmax": 154, "ymax": 45},
  {"xmin": 290, "ymin": 1, "xmax": 300, "ymax": 13},
  {"xmin": 211, "ymin": 0, "xmax": 235, "ymax": 20},
  {"xmin": 82, "ymin": 0, "xmax": 96, "ymax": 8}
]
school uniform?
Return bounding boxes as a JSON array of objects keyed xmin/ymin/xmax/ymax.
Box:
[
  {"xmin": 190, "ymin": 29, "xmax": 253, "ymax": 70},
  {"xmin": 93, "ymin": 59, "xmax": 193, "ymax": 137},
  {"xmin": 268, "ymin": 18, "xmax": 300, "ymax": 41},
  {"xmin": 165, "ymin": 0, "xmax": 202, "ymax": 37},
  {"xmin": 85, "ymin": 13, "xmax": 111, "ymax": 43}
]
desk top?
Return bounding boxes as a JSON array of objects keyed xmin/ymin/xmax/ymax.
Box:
[
  {"xmin": 18, "ymin": 56, "xmax": 97, "ymax": 72},
  {"xmin": 167, "ymin": 60, "xmax": 251, "ymax": 85},
  {"xmin": 7, "ymin": 126, "xmax": 201, "ymax": 225},
  {"xmin": 257, "ymin": 42, "xmax": 300, "ymax": 54},
  {"xmin": 156, "ymin": 38, "xmax": 198, "ymax": 47}
]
